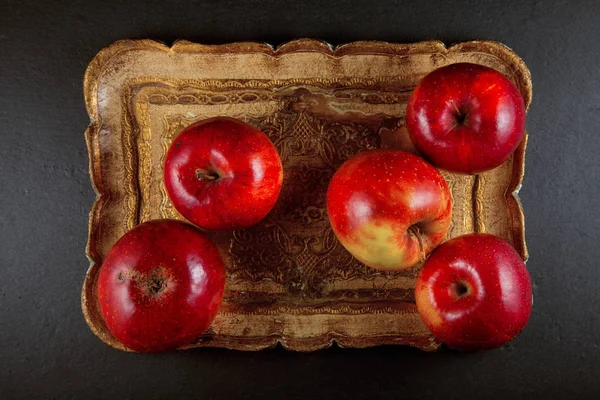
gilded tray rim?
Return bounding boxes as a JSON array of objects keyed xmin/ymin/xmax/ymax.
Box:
[{"xmin": 82, "ymin": 38, "xmax": 531, "ymax": 352}]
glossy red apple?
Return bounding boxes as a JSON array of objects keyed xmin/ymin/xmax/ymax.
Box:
[
  {"xmin": 406, "ymin": 63, "xmax": 526, "ymax": 174},
  {"xmin": 415, "ymin": 233, "xmax": 532, "ymax": 351},
  {"xmin": 164, "ymin": 117, "xmax": 283, "ymax": 230},
  {"xmin": 327, "ymin": 149, "xmax": 452, "ymax": 271},
  {"xmin": 97, "ymin": 219, "xmax": 226, "ymax": 352}
]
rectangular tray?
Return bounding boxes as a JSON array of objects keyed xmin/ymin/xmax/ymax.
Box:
[{"xmin": 82, "ymin": 39, "xmax": 531, "ymax": 351}]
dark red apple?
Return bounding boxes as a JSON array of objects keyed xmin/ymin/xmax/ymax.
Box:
[
  {"xmin": 164, "ymin": 117, "xmax": 283, "ymax": 230},
  {"xmin": 406, "ymin": 63, "xmax": 526, "ymax": 174},
  {"xmin": 97, "ymin": 219, "xmax": 226, "ymax": 352},
  {"xmin": 327, "ymin": 149, "xmax": 452, "ymax": 271},
  {"xmin": 415, "ymin": 233, "xmax": 532, "ymax": 351}
]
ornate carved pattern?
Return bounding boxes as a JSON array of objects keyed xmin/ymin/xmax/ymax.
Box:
[
  {"xmin": 217, "ymin": 303, "xmax": 418, "ymax": 317},
  {"xmin": 473, "ymin": 174, "xmax": 487, "ymax": 233}
]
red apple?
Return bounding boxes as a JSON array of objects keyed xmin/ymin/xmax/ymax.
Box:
[
  {"xmin": 327, "ymin": 149, "xmax": 452, "ymax": 271},
  {"xmin": 415, "ymin": 233, "xmax": 532, "ymax": 351},
  {"xmin": 164, "ymin": 117, "xmax": 283, "ymax": 230},
  {"xmin": 406, "ymin": 63, "xmax": 526, "ymax": 174},
  {"xmin": 97, "ymin": 219, "xmax": 226, "ymax": 352}
]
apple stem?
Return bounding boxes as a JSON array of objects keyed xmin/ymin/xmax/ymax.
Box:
[
  {"xmin": 195, "ymin": 168, "xmax": 219, "ymax": 181},
  {"xmin": 408, "ymin": 225, "xmax": 426, "ymax": 262},
  {"xmin": 448, "ymin": 100, "xmax": 467, "ymax": 124},
  {"xmin": 448, "ymin": 100, "xmax": 461, "ymax": 115}
]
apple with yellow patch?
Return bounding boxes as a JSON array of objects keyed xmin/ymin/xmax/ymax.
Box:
[{"xmin": 326, "ymin": 149, "xmax": 452, "ymax": 270}]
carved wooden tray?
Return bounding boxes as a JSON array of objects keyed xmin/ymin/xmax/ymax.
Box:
[{"xmin": 82, "ymin": 39, "xmax": 531, "ymax": 352}]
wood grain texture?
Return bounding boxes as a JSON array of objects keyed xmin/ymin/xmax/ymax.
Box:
[{"xmin": 81, "ymin": 39, "xmax": 531, "ymax": 352}]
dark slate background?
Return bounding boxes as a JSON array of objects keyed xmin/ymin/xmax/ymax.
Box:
[{"xmin": 1, "ymin": 0, "xmax": 599, "ymax": 398}]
